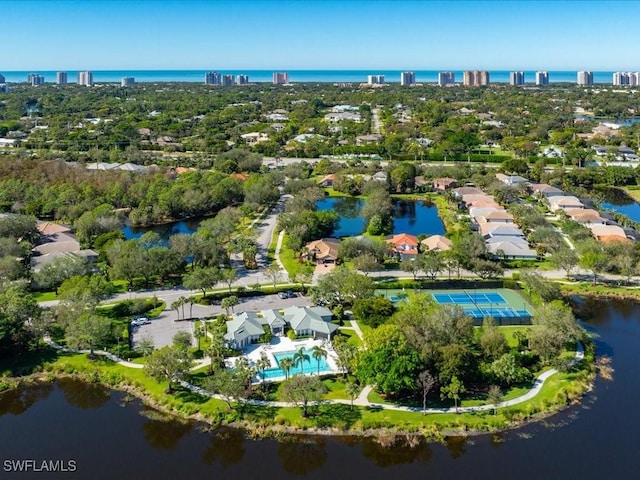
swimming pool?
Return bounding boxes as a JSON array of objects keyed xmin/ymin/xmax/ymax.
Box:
[{"xmin": 258, "ymin": 351, "xmax": 332, "ymax": 380}]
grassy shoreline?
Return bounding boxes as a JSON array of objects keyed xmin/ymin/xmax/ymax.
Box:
[{"xmin": 0, "ymin": 343, "xmax": 595, "ymax": 440}]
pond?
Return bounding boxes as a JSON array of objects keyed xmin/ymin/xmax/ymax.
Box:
[
  {"xmin": 316, "ymin": 197, "xmax": 446, "ymax": 237},
  {"xmin": 0, "ymin": 298, "xmax": 636, "ymax": 478},
  {"xmin": 597, "ymin": 186, "xmax": 640, "ymax": 222},
  {"xmin": 121, "ymin": 218, "xmax": 203, "ymax": 242}
]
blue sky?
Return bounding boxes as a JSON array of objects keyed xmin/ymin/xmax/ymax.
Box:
[{"xmin": 2, "ymin": 0, "xmax": 639, "ymax": 70}]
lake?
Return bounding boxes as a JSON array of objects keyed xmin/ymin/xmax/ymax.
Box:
[
  {"xmin": 597, "ymin": 186, "xmax": 640, "ymax": 222},
  {"xmin": 0, "ymin": 297, "xmax": 636, "ymax": 479},
  {"xmin": 316, "ymin": 197, "xmax": 446, "ymax": 237},
  {"xmin": 121, "ymin": 218, "xmax": 203, "ymax": 242}
]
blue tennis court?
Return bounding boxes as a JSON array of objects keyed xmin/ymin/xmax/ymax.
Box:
[
  {"xmin": 463, "ymin": 307, "xmax": 531, "ymax": 319},
  {"xmin": 433, "ymin": 292, "xmax": 506, "ymax": 305}
]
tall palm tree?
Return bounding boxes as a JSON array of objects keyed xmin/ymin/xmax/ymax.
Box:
[
  {"xmin": 311, "ymin": 345, "xmax": 328, "ymax": 375},
  {"xmin": 292, "ymin": 347, "xmax": 311, "ymax": 372},
  {"xmin": 256, "ymin": 352, "xmax": 272, "ymax": 384},
  {"xmin": 206, "ymin": 334, "xmax": 226, "ymax": 374},
  {"xmin": 279, "ymin": 357, "xmax": 294, "ymax": 381}
]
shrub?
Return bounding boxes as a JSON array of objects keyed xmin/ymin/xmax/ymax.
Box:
[{"xmin": 286, "ymin": 329, "xmax": 297, "ymax": 340}]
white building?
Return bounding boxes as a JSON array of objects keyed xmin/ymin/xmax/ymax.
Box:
[
  {"xmin": 221, "ymin": 75, "xmax": 235, "ymax": 86},
  {"xmin": 400, "ymin": 71, "xmax": 416, "ymax": 86},
  {"xmin": 78, "ymin": 71, "xmax": 94, "ymax": 86},
  {"xmin": 56, "ymin": 72, "xmax": 67, "ymax": 85},
  {"xmin": 438, "ymin": 71, "xmax": 455, "ymax": 86},
  {"xmin": 237, "ymin": 74, "xmax": 250, "ymax": 85},
  {"xmin": 121, "ymin": 77, "xmax": 135, "ymax": 86},
  {"xmin": 535, "ymin": 71, "xmax": 549, "ymax": 85},
  {"xmin": 205, "ymin": 71, "xmax": 220, "ymax": 85},
  {"xmin": 509, "ymin": 71, "xmax": 525, "ymax": 86},
  {"xmin": 28, "ymin": 73, "xmax": 44, "ymax": 86},
  {"xmin": 577, "ymin": 71, "xmax": 594, "ymax": 86},
  {"xmin": 367, "ymin": 74, "xmax": 385, "ymax": 85},
  {"xmin": 613, "ymin": 72, "xmax": 640, "ymax": 86}
]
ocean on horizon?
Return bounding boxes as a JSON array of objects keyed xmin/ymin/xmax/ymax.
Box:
[{"xmin": 0, "ymin": 69, "xmax": 625, "ymax": 84}]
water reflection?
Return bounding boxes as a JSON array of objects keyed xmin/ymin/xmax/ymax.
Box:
[
  {"xmin": 201, "ymin": 427, "xmax": 245, "ymax": 467},
  {"xmin": 0, "ymin": 381, "xmax": 53, "ymax": 416},
  {"xmin": 444, "ymin": 435, "xmax": 468, "ymax": 459},
  {"xmin": 277, "ymin": 436, "xmax": 328, "ymax": 475},
  {"xmin": 141, "ymin": 408, "xmax": 194, "ymax": 450},
  {"xmin": 360, "ymin": 434, "xmax": 432, "ymax": 467},
  {"xmin": 57, "ymin": 377, "xmax": 110, "ymax": 409}
]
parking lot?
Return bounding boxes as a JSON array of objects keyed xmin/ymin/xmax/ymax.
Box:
[{"xmin": 132, "ymin": 293, "xmax": 314, "ymax": 349}]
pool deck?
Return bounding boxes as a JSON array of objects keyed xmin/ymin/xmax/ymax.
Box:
[{"xmin": 226, "ymin": 336, "xmax": 341, "ymax": 383}]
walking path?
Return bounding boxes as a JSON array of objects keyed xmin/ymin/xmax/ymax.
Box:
[{"xmin": 45, "ymin": 337, "xmax": 585, "ymax": 415}]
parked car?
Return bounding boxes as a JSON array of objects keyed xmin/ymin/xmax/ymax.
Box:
[
  {"xmin": 277, "ymin": 292, "xmax": 288, "ymax": 299},
  {"xmin": 286, "ymin": 290, "xmax": 296, "ymax": 298}
]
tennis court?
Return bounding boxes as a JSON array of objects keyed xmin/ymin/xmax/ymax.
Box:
[
  {"xmin": 463, "ymin": 307, "xmax": 531, "ymax": 319},
  {"xmin": 432, "ymin": 292, "xmax": 506, "ymax": 305}
]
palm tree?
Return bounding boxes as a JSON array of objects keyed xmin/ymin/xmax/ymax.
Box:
[
  {"xmin": 345, "ymin": 381, "xmax": 360, "ymax": 411},
  {"xmin": 171, "ymin": 299, "xmax": 181, "ymax": 321},
  {"xmin": 194, "ymin": 325, "xmax": 206, "ymax": 351},
  {"xmin": 256, "ymin": 352, "xmax": 272, "ymax": 384},
  {"xmin": 311, "ymin": 344, "xmax": 328, "ymax": 375},
  {"xmin": 206, "ymin": 334, "xmax": 226, "ymax": 374},
  {"xmin": 279, "ymin": 357, "xmax": 294, "ymax": 380},
  {"xmin": 292, "ymin": 346, "xmax": 311, "ymax": 372}
]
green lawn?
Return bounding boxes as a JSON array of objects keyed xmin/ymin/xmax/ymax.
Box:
[
  {"xmin": 278, "ymin": 234, "xmax": 313, "ymax": 278},
  {"xmin": 32, "ymin": 291, "xmax": 57, "ymax": 302},
  {"xmin": 336, "ymin": 328, "xmax": 362, "ymax": 347}
]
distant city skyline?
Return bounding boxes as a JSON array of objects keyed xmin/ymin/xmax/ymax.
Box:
[{"xmin": 2, "ymin": 1, "xmax": 640, "ymax": 71}]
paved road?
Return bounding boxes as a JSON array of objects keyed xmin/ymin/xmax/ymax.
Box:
[{"xmin": 371, "ymin": 107, "xmax": 383, "ymax": 134}]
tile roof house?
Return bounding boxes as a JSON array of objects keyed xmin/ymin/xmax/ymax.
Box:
[
  {"xmin": 487, "ymin": 240, "xmax": 537, "ymax": 259},
  {"xmin": 468, "ymin": 206, "xmax": 503, "ymax": 219},
  {"xmin": 528, "ymin": 183, "xmax": 565, "ymax": 198},
  {"xmin": 303, "ymin": 238, "xmax": 340, "ymax": 263},
  {"xmin": 495, "ymin": 173, "xmax": 530, "ymax": 186},
  {"xmin": 318, "ymin": 174, "xmax": 337, "ymax": 187},
  {"xmin": 372, "ymin": 171, "xmax": 388, "ymax": 182},
  {"xmin": 548, "ymin": 195, "xmax": 584, "ymax": 211},
  {"xmin": 588, "ymin": 225, "xmax": 629, "ymax": 243},
  {"xmin": 36, "ymin": 222, "xmax": 72, "ymax": 236},
  {"xmin": 433, "ymin": 177, "xmax": 458, "ymax": 191},
  {"xmin": 32, "ymin": 232, "xmax": 80, "ymax": 255},
  {"xmin": 565, "ymin": 209, "xmax": 608, "ymax": 225},
  {"xmin": 476, "ymin": 210, "xmax": 515, "ymax": 224},
  {"xmin": 453, "ymin": 186, "xmax": 484, "ymax": 198},
  {"xmin": 479, "ymin": 224, "xmax": 525, "ymax": 239},
  {"xmin": 386, "ymin": 233, "xmax": 419, "ymax": 258},
  {"xmin": 421, "ymin": 235, "xmax": 453, "ymax": 252}
]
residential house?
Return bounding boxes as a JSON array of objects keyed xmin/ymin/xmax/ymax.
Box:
[
  {"xmin": 240, "ymin": 132, "xmax": 269, "ymax": 145},
  {"xmin": 476, "ymin": 210, "xmax": 515, "ymax": 224},
  {"xmin": 479, "ymin": 223, "xmax": 525, "ymax": 239},
  {"xmin": 495, "ymin": 173, "xmax": 530, "ymax": 186},
  {"xmin": 565, "ymin": 209, "xmax": 608, "ymax": 225},
  {"xmin": 303, "ymin": 238, "xmax": 340, "ymax": 264},
  {"xmin": 318, "ymin": 174, "xmax": 337, "ymax": 187},
  {"xmin": 548, "ymin": 195, "xmax": 584, "ymax": 211},
  {"xmin": 540, "ymin": 146, "xmax": 564, "ymax": 158},
  {"xmin": 452, "ymin": 186, "xmax": 483, "ymax": 198},
  {"xmin": 291, "ymin": 133, "xmax": 325, "ymax": 144},
  {"xmin": 282, "ymin": 306, "xmax": 338, "ymax": 340},
  {"xmin": 224, "ymin": 313, "xmax": 266, "ymax": 349},
  {"xmin": 487, "ymin": 240, "xmax": 537, "ymax": 260},
  {"xmin": 386, "ymin": 233, "xmax": 419, "ymax": 258},
  {"xmin": 86, "ymin": 162, "xmax": 120, "ymax": 171},
  {"xmin": 372, "ymin": 171, "xmax": 388, "ymax": 182},
  {"xmin": 355, "ymin": 134, "xmax": 382, "ymax": 145},
  {"xmin": 588, "ymin": 225, "xmax": 630, "ymax": 243},
  {"xmin": 468, "ymin": 206, "xmax": 503, "ymax": 219},
  {"xmin": 324, "ymin": 112, "xmax": 362, "ymax": 123},
  {"xmin": 421, "ymin": 235, "xmax": 453, "ymax": 252},
  {"xmin": 414, "ymin": 176, "xmax": 430, "ymax": 191},
  {"xmin": 529, "ymin": 183, "xmax": 565, "ymax": 198},
  {"xmin": 432, "ymin": 177, "xmax": 458, "ymax": 192}
]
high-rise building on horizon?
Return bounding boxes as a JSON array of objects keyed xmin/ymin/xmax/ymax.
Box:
[
  {"xmin": 205, "ymin": 71, "xmax": 221, "ymax": 85},
  {"xmin": 237, "ymin": 74, "xmax": 249, "ymax": 85},
  {"xmin": 56, "ymin": 72, "xmax": 67, "ymax": 85},
  {"xmin": 367, "ymin": 74, "xmax": 385, "ymax": 85},
  {"xmin": 121, "ymin": 77, "xmax": 135, "ymax": 86},
  {"xmin": 273, "ymin": 72, "xmax": 289, "ymax": 84},
  {"xmin": 577, "ymin": 71, "xmax": 594, "ymax": 86},
  {"xmin": 78, "ymin": 71, "xmax": 94, "ymax": 86},
  {"xmin": 221, "ymin": 75, "xmax": 235, "ymax": 86},
  {"xmin": 438, "ymin": 71, "xmax": 455, "ymax": 86},
  {"xmin": 509, "ymin": 71, "xmax": 525, "ymax": 86},
  {"xmin": 400, "ymin": 71, "xmax": 416, "ymax": 86},
  {"xmin": 535, "ymin": 71, "xmax": 549, "ymax": 85},
  {"xmin": 27, "ymin": 73, "xmax": 44, "ymax": 86},
  {"xmin": 463, "ymin": 70, "xmax": 489, "ymax": 86},
  {"xmin": 0, "ymin": 73, "xmax": 5, "ymax": 83}
]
